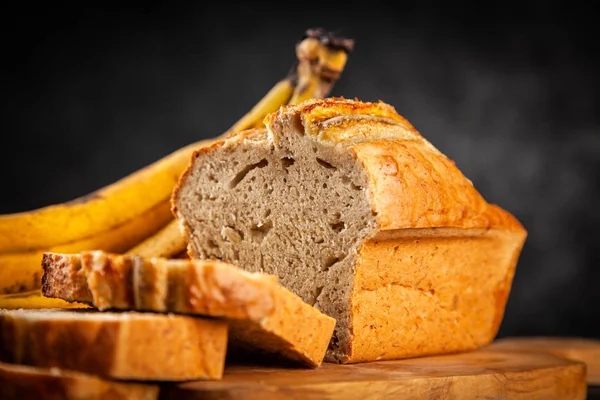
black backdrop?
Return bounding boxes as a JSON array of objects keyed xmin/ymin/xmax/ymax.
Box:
[{"xmin": 1, "ymin": 3, "xmax": 598, "ymax": 339}]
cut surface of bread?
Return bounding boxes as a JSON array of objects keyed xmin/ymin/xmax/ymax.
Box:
[
  {"xmin": 0, "ymin": 361, "xmax": 159, "ymax": 400},
  {"xmin": 172, "ymin": 97, "xmax": 528, "ymax": 363},
  {"xmin": 0, "ymin": 309, "xmax": 227, "ymax": 381},
  {"xmin": 42, "ymin": 251, "xmax": 335, "ymax": 368}
]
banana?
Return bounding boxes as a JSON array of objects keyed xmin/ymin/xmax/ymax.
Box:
[
  {"xmin": 0, "ymin": 200, "xmax": 171, "ymax": 293},
  {"xmin": 226, "ymin": 79, "xmax": 294, "ymax": 135},
  {"xmin": 125, "ymin": 219, "xmax": 185, "ymax": 258},
  {"xmin": 0, "ymin": 290, "xmax": 87, "ymax": 309},
  {"xmin": 126, "ymin": 30, "xmax": 355, "ymax": 260},
  {"xmin": 0, "ymin": 141, "xmax": 206, "ymax": 254}
]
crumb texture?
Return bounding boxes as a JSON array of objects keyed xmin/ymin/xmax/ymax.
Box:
[{"xmin": 176, "ymin": 125, "xmax": 376, "ymax": 362}]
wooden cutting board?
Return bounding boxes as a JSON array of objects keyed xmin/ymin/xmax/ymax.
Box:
[
  {"xmin": 161, "ymin": 343, "xmax": 589, "ymax": 400},
  {"xmin": 491, "ymin": 337, "xmax": 600, "ymax": 385}
]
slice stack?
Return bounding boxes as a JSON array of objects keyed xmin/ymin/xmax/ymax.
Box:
[
  {"xmin": 0, "ymin": 251, "xmax": 335, "ymax": 398},
  {"xmin": 41, "ymin": 251, "xmax": 336, "ymax": 367}
]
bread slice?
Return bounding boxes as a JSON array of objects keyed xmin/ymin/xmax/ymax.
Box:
[
  {"xmin": 0, "ymin": 361, "xmax": 158, "ymax": 400},
  {"xmin": 42, "ymin": 251, "xmax": 335, "ymax": 368},
  {"xmin": 172, "ymin": 97, "xmax": 528, "ymax": 363},
  {"xmin": 0, "ymin": 309, "xmax": 227, "ymax": 381}
]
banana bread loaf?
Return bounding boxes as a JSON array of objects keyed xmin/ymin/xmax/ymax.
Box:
[{"xmin": 172, "ymin": 98, "xmax": 528, "ymax": 363}]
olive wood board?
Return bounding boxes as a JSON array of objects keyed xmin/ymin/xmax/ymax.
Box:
[
  {"xmin": 161, "ymin": 339, "xmax": 593, "ymax": 400},
  {"xmin": 490, "ymin": 336, "xmax": 600, "ymax": 385}
]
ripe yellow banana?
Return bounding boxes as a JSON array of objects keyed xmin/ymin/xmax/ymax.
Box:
[
  {"xmin": 0, "ymin": 290, "xmax": 87, "ymax": 309},
  {"xmin": 0, "ymin": 200, "xmax": 171, "ymax": 293},
  {"xmin": 126, "ymin": 219, "xmax": 185, "ymax": 258},
  {"xmin": 127, "ymin": 29, "xmax": 355, "ymax": 260},
  {"xmin": 0, "ymin": 143, "xmax": 198, "ymax": 254},
  {"xmin": 226, "ymin": 79, "xmax": 295, "ymax": 135}
]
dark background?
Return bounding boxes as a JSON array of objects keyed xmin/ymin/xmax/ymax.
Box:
[{"xmin": 1, "ymin": 4, "xmax": 598, "ymax": 339}]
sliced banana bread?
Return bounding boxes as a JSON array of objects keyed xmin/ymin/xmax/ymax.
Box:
[
  {"xmin": 0, "ymin": 309, "xmax": 226, "ymax": 381},
  {"xmin": 42, "ymin": 251, "xmax": 335, "ymax": 368}
]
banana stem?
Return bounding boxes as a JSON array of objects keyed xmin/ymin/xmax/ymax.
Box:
[
  {"xmin": 289, "ymin": 28, "xmax": 354, "ymax": 105},
  {"xmin": 228, "ymin": 28, "xmax": 354, "ymax": 132}
]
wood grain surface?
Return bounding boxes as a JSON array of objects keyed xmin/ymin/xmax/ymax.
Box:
[
  {"xmin": 0, "ymin": 361, "xmax": 159, "ymax": 400},
  {"xmin": 490, "ymin": 336, "xmax": 600, "ymax": 385},
  {"xmin": 161, "ymin": 346, "xmax": 587, "ymax": 400},
  {"xmin": 0, "ymin": 337, "xmax": 594, "ymax": 399}
]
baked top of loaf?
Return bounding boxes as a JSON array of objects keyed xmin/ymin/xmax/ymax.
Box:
[
  {"xmin": 286, "ymin": 98, "xmax": 525, "ymax": 231},
  {"xmin": 42, "ymin": 251, "xmax": 335, "ymax": 368},
  {"xmin": 0, "ymin": 308, "xmax": 227, "ymax": 381},
  {"xmin": 0, "ymin": 361, "xmax": 159, "ymax": 400},
  {"xmin": 198, "ymin": 98, "xmax": 524, "ymax": 233}
]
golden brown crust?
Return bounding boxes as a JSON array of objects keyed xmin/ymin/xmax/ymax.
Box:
[
  {"xmin": 170, "ymin": 139, "xmax": 221, "ymax": 220},
  {"xmin": 42, "ymin": 252, "xmax": 335, "ymax": 367},
  {"xmin": 42, "ymin": 253, "xmax": 92, "ymax": 303},
  {"xmin": 229, "ymin": 284, "xmax": 336, "ymax": 368},
  {"xmin": 0, "ymin": 361, "xmax": 159, "ymax": 400},
  {"xmin": 264, "ymin": 97, "xmax": 418, "ymax": 139},
  {"xmin": 267, "ymin": 98, "xmax": 526, "ymax": 233},
  {"xmin": 351, "ymin": 140, "xmax": 524, "ymax": 231},
  {"xmin": 346, "ymin": 227, "xmax": 526, "ymax": 363},
  {"xmin": 0, "ymin": 309, "xmax": 227, "ymax": 381},
  {"xmin": 57, "ymin": 252, "xmax": 278, "ymax": 320}
]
